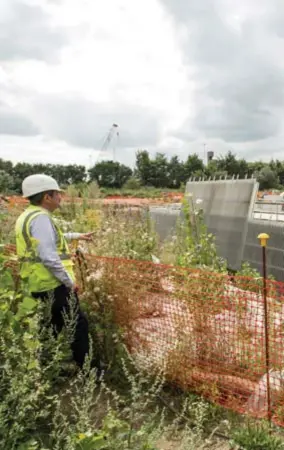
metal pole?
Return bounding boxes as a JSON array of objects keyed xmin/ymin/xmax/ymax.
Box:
[{"xmin": 258, "ymin": 233, "xmax": 272, "ymax": 424}]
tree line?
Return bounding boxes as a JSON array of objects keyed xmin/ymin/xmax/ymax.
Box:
[{"xmin": 0, "ymin": 150, "xmax": 282, "ymax": 193}]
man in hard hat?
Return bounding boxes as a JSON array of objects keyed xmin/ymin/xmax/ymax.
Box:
[{"xmin": 15, "ymin": 174, "xmax": 94, "ymax": 370}]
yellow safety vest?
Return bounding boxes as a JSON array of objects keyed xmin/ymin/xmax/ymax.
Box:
[{"xmin": 15, "ymin": 205, "xmax": 75, "ymax": 293}]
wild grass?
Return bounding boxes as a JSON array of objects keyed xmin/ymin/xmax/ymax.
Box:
[{"xmin": 0, "ymin": 192, "xmax": 284, "ymax": 448}]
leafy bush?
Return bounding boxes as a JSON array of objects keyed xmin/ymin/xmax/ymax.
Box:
[
  {"xmin": 122, "ymin": 177, "xmax": 142, "ymax": 190},
  {"xmin": 235, "ymin": 261, "xmax": 276, "ymax": 295},
  {"xmin": 0, "ymin": 256, "xmax": 166, "ymax": 449},
  {"xmin": 49, "ymin": 360, "xmax": 164, "ymax": 450},
  {"xmin": 86, "ymin": 181, "xmax": 101, "ymax": 199},
  {"xmin": 230, "ymin": 423, "xmax": 284, "ymax": 450},
  {"xmin": 0, "ymin": 170, "xmax": 15, "ymax": 194},
  {"xmin": 0, "ymin": 261, "xmax": 63, "ymax": 449},
  {"xmin": 165, "ymin": 196, "xmax": 226, "ymax": 272},
  {"xmin": 65, "ymin": 184, "xmax": 79, "ymax": 198},
  {"xmin": 4, "ymin": 182, "xmax": 284, "ymax": 449},
  {"xmin": 257, "ymin": 167, "xmax": 279, "ymax": 191},
  {"xmin": 76, "ymin": 205, "xmax": 159, "ymax": 261}
]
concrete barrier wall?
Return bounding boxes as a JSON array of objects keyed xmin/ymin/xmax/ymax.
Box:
[
  {"xmin": 149, "ymin": 180, "xmax": 284, "ymax": 281},
  {"xmin": 149, "ymin": 205, "xmax": 181, "ymax": 241},
  {"xmin": 243, "ymin": 219, "xmax": 284, "ymax": 281},
  {"xmin": 185, "ymin": 179, "xmax": 258, "ymax": 270}
]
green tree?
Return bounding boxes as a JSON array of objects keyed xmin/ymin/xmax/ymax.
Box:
[
  {"xmin": 257, "ymin": 167, "xmax": 279, "ymax": 190},
  {"xmin": 0, "ymin": 171, "xmax": 14, "ymax": 194},
  {"xmin": 13, "ymin": 162, "xmax": 37, "ymax": 179},
  {"xmin": 269, "ymin": 159, "xmax": 284, "ymax": 186},
  {"xmin": 135, "ymin": 150, "xmax": 153, "ymax": 185},
  {"xmin": 11, "ymin": 162, "xmax": 87, "ymax": 189},
  {"xmin": 237, "ymin": 158, "xmax": 249, "ymax": 178},
  {"xmin": 89, "ymin": 161, "xmax": 132, "ymax": 188},
  {"xmin": 204, "ymin": 161, "xmax": 227, "ymax": 179},
  {"xmin": 136, "ymin": 152, "xmax": 185, "ymax": 188},
  {"xmin": 12, "ymin": 163, "xmax": 36, "ymax": 192},
  {"xmin": 63, "ymin": 165, "xmax": 86, "ymax": 184},
  {"xmin": 151, "ymin": 153, "xmax": 169, "ymax": 188},
  {"xmin": 184, "ymin": 154, "xmax": 204, "ymax": 179},
  {"xmin": 167, "ymin": 156, "xmax": 185, "ymax": 188},
  {"xmin": 215, "ymin": 151, "xmax": 249, "ymax": 177},
  {"xmin": 247, "ymin": 161, "xmax": 266, "ymax": 179},
  {"xmin": 0, "ymin": 159, "xmax": 13, "ymax": 175}
]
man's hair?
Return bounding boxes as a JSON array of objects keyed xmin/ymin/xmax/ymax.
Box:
[{"xmin": 28, "ymin": 190, "xmax": 55, "ymax": 206}]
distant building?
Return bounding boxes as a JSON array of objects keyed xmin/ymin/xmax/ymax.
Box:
[{"xmin": 207, "ymin": 151, "xmax": 214, "ymax": 165}]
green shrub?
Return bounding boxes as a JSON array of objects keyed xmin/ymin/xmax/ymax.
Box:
[
  {"xmin": 0, "ymin": 258, "xmax": 167, "ymax": 449},
  {"xmin": 66, "ymin": 184, "xmax": 79, "ymax": 198},
  {"xmin": 81, "ymin": 206, "xmax": 159, "ymax": 261},
  {"xmin": 0, "ymin": 170, "xmax": 15, "ymax": 194},
  {"xmin": 235, "ymin": 262, "xmax": 275, "ymax": 295},
  {"xmin": 122, "ymin": 177, "xmax": 142, "ymax": 190},
  {"xmin": 0, "ymin": 273, "xmax": 62, "ymax": 448},
  {"xmin": 168, "ymin": 196, "xmax": 226, "ymax": 272},
  {"xmin": 86, "ymin": 180, "xmax": 100, "ymax": 199},
  {"xmin": 230, "ymin": 423, "xmax": 284, "ymax": 450}
]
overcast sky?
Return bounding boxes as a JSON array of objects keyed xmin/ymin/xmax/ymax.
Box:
[{"xmin": 1, "ymin": 0, "xmax": 284, "ymax": 168}]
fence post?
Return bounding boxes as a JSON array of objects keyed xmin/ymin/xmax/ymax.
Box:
[{"xmin": 258, "ymin": 233, "xmax": 272, "ymax": 424}]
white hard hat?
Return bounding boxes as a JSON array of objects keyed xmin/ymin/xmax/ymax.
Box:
[{"xmin": 22, "ymin": 174, "xmax": 62, "ymax": 198}]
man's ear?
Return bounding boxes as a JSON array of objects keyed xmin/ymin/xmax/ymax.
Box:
[{"xmin": 43, "ymin": 192, "xmax": 51, "ymax": 202}]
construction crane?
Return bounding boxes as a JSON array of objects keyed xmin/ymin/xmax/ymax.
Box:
[
  {"xmin": 88, "ymin": 123, "xmax": 119, "ymax": 169},
  {"xmin": 101, "ymin": 123, "xmax": 119, "ymax": 161}
]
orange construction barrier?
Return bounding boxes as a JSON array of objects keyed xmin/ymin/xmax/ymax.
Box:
[{"xmin": 79, "ymin": 255, "xmax": 284, "ymax": 425}]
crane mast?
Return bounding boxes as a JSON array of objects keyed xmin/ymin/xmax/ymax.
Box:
[
  {"xmin": 101, "ymin": 123, "xmax": 119, "ymax": 161},
  {"xmin": 89, "ymin": 123, "xmax": 119, "ymax": 169}
]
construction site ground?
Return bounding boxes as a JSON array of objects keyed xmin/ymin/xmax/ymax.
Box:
[
  {"xmin": 2, "ymin": 190, "xmax": 282, "ymax": 448},
  {"xmin": 1, "ymin": 194, "xmax": 183, "ymax": 208}
]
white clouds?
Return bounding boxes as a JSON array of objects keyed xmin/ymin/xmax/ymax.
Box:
[
  {"xmin": 0, "ymin": 135, "xmax": 96, "ymax": 166},
  {"xmin": 0, "ymin": 0, "xmax": 191, "ymax": 166},
  {"xmin": 0, "ymin": 104, "xmax": 38, "ymax": 136},
  {"xmin": 6, "ymin": 0, "xmax": 188, "ymax": 108},
  {"xmin": 1, "ymin": 0, "xmax": 284, "ymax": 167},
  {"xmin": 29, "ymin": 94, "xmax": 162, "ymax": 148},
  {"xmin": 0, "ymin": 0, "xmax": 67, "ymax": 61},
  {"xmin": 160, "ymin": 0, "xmax": 284, "ymax": 156}
]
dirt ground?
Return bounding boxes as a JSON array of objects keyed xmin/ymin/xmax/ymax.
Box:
[{"xmin": 5, "ymin": 195, "xmax": 183, "ymax": 207}]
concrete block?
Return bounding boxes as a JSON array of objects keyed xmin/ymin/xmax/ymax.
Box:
[
  {"xmin": 185, "ymin": 179, "xmax": 258, "ymax": 270},
  {"xmin": 149, "ymin": 205, "xmax": 181, "ymax": 241},
  {"xmin": 243, "ymin": 219, "xmax": 284, "ymax": 281}
]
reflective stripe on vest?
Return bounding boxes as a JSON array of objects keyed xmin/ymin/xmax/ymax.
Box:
[
  {"xmin": 20, "ymin": 209, "xmax": 71, "ymax": 262},
  {"xmin": 19, "ymin": 254, "xmax": 72, "ymax": 263},
  {"xmin": 16, "ymin": 206, "xmax": 75, "ymax": 292},
  {"xmin": 21, "ymin": 210, "xmax": 70, "ymax": 258}
]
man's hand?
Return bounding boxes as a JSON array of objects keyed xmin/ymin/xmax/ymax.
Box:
[
  {"xmin": 79, "ymin": 232, "xmax": 95, "ymax": 241},
  {"xmin": 73, "ymin": 285, "xmax": 80, "ymax": 294}
]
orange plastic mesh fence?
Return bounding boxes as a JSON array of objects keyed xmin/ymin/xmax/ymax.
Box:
[{"xmin": 78, "ymin": 254, "xmax": 284, "ymax": 425}]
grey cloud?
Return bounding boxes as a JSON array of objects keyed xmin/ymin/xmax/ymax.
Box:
[
  {"xmin": 266, "ymin": 0, "xmax": 284, "ymax": 37},
  {"xmin": 161, "ymin": 0, "xmax": 284, "ymax": 143},
  {"xmin": 30, "ymin": 95, "xmax": 161, "ymax": 149},
  {"xmin": 163, "ymin": 0, "xmax": 239, "ymax": 66},
  {"xmin": 0, "ymin": 1, "xmax": 66, "ymax": 61},
  {"xmin": 194, "ymin": 105, "xmax": 279, "ymax": 142},
  {"xmin": 0, "ymin": 102, "xmax": 39, "ymax": 136}
]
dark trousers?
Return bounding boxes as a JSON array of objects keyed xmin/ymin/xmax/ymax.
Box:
[{"xmin": 33, "ymin": 284, "xmax": 89, "ymax": 369}]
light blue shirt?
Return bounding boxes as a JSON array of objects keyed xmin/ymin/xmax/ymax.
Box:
[{"xmin": 30, "ymin": 214, "xmax": 83, "ymax": 289}]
